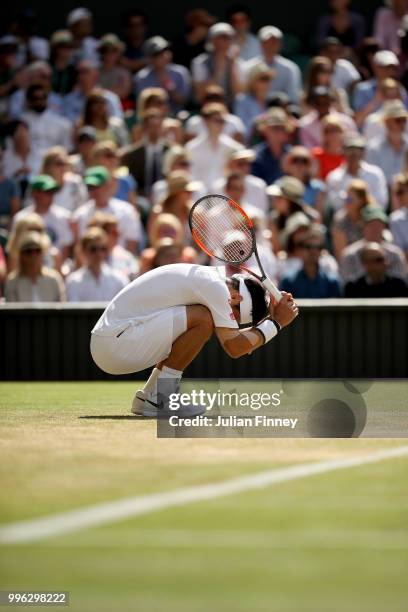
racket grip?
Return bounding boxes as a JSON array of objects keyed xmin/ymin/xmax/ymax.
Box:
[{"xmin": 261, "ymin": 277, "xmax": 282, "ymax": 302}]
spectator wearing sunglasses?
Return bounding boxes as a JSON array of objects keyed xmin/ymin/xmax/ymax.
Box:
[
  {"xmin": 66, "ymin": 227, "xmax": 127, "ymax": 301},
  {"xmin": 327, "ymin": 134, "xmax": 388, "ymax": 211},
  {"xmin": 283, "ymin": 146, "xmax": 326, "ymax": 216},
  {"xmin": 340, "ymin": 207, "xmax": 407, "ymax": 283},
  {"xmin": 186, "ymin": 103, "xmax": 243, "ymax": 190},
  {"xmin": 366, "ymin": 100, "xmax": 408, "ymax": 185},
  {"xmin": 233, "ymin": 61, "xmax": 275, "ymax": 142},
  {"xmin": 344, "ymin": 242, "xmax": 408, "ymax": 297},
  {"xmin": 5, "ymin": 230, "xmax": 65, "ymax": 302},
  {"xmin": 279, "ymin": 225, "xmax": 342, "ymax": 298}
]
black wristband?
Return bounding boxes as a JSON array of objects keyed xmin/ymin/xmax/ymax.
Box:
[{"xmin": 271, "ymin": 319, "xmax": 281, "ymax": 333}]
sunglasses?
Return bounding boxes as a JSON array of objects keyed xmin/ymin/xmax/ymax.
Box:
[
  {"xmin": 301, "ymin": 243, "xmax": 324, "ymax": 251},
  {"xmin": 22, "ymin": 248, "xmax": 42, "ymax": 255},
  {"xmin": 396, "ymin": 188, "xmax": 408, "ymax": 196},
  {"xmin": 88, "ymin": 245, "xmax": 107, "ymax": 254},
  {"xmin": 291, "ymin": 158, "xmax": 310, "ymax": 165},
  {"xmin": 365, "ymin": 256, "xmax": 385, "ymax": 263},
  {"xmin": 30, "ymin": 96, "xmax": 47, "ymax": 103}
]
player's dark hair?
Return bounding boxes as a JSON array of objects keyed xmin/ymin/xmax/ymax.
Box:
[
  {"xmin": 244, "ymin": 278, "xmax": 268, "ymax": 326},
  {"xmin": 226, "ymin": 3, "xmax": 252, "ymax": 20}
]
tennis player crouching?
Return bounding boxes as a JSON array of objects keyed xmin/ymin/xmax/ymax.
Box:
[{"xmin": 90, "ymin": 263, "xmax": 299, "ymax": 417}]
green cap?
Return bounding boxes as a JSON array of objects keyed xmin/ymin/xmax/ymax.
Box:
[
  {"xmin": 362, "ymin": 207, "xmax": 389, "ymax": 225},
  {"xmin": 30, "ymin": 174, "xmax": 59, "ymax": 192},
  {"xmin": 84, "ymin": 166, "xmax": 111, "ymax": 187}
]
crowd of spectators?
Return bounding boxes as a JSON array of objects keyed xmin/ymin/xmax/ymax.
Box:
[{"xmin": 1, "ymin": 1, "xmax": 408, "ymax": 303}]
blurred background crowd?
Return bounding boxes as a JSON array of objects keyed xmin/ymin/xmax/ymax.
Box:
[{"xmin": 1, "ymin": 0, "xmax": 408, "ymax": 302}]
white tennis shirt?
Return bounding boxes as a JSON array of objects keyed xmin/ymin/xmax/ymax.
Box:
[{"xmin": 92, "ymin": 263, "xmax": 239, "ymax": 336}]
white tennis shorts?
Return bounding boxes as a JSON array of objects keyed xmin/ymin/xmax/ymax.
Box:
[{"xmin": 90, "ymin": 306, "xmax": 187, "ymax": 375}]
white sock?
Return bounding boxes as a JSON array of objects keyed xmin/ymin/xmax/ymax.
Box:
[
  {"xmin": 141, "ymin": 368, "xmax": 160, "ymax": 397},
  {"xmin": 159, "ymin": 366, "xmax": 183, "ymax": 380}
]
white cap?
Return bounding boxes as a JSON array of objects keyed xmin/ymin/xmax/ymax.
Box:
[
  {"xmin": 258, "ymin": 26, "xmax": 283, "ymax": 42},
  {"xmin": 67, "ymin": 8, "xmax": 92, "ymax": 27},
  {"xmin": 373, "ymin": 50, "xmax": 399, "ymax": 67},
  {"xmin": 208, "ymin": 22, "xmax": 235, "ymax": 39}
]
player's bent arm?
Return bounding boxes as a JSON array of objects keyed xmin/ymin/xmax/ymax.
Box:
[
  {"xmin": 216, "ymin": 293, "xmax": 299, "ymax": 359},
  {"xmin": 215, "ymin": 327, "xmax": 273, "ymax": 360}
]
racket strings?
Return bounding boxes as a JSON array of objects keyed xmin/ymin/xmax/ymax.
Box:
[{"xmin": 190, "ymin": 196, "xmax": 254, "ymax": 264}]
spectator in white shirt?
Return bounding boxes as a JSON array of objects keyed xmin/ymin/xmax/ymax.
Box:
[
  {"xmin": 40, "ymin": 146, "xmax": 88, "ymax": 213},
  {"xmin": 74, "ymin": 166, "xmax": 142, "ymax": 253},
  {"xmin": 186, "ymin": 102, "xmax": 243, "ymax": 189},
  {"xmin": 362, "ymin": 78, "xmax": 408, "ymax": 141},
  {"xmin": 326, "ymin": 134, "xmax": 388, "ymax": 210},
  {"xmin": 184, "ymin": 84, "xmax": 245, "ymax": 142},
  {"xmin": 151, "ymin": 145, "xmax": 206, "ymax": 206},
  {"xmin": 365, "ymin": 99, "xmax": 408, "ymax": 185},
  {"xmin": 319, "ymin": 37, "xmax": 361, "ymax": 93},
  {"xmin": 245, "ymin": 26, "xmax": 302, "ymax": 103},
  {"xmin": 87, "ymin": 212, "xmax": 139, "ymax": 280},
  {"xmin": 2, "ymin": 120, "xmax": 36, "ymax": 196},
  {"xmin": 66, "ymin": 7, "xmax": 99, "ymax": 63},
  {"xmin": 191, "ymin": 22, "xmax": 245, "ymax": 106},
  {"xmin": 21, "ymin": 84, "xmax": 72, "ymax": 174},
  {"xmin": 66, "ymin": 227, "xmax": 127, "ymax": 301},
  {"xmin": 13, "ymin": 174, "xmax": 73, "ymax": 259},
  {"xmin": 212, "ymin": 148, "xmax": 269, "ymax": 214}
]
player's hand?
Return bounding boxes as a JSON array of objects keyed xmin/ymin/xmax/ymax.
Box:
[{"xmin": 270, "ymin": 291, "xmax": 299, "ymax": 328}]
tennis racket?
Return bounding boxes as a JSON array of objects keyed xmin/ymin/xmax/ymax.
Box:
[{"xmin": 189, "ymin": 194, "xmax": 282, "ymax": 302}]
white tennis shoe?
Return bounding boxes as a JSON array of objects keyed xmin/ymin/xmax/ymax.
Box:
[{"xmin": 131, "ymin": 390, "xmax": 206, "ymax": 418}]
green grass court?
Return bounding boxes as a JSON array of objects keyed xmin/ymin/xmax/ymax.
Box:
[{"xmin": 0, "ymin": 383, "xmax": 407, "ymax": 611}]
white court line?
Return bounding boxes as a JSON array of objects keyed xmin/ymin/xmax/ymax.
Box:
[{"xmin": 1, "ymin": 445, "xmax": 407, "ymax": 545}]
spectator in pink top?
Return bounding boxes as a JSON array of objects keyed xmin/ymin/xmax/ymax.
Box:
[{"xmin": 374, "ymin": 0, "xmax": 408, "ymax": 54}]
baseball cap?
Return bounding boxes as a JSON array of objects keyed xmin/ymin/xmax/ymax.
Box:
[
  {"xmin": 373, "ymin": 50, "xmax": 399, "ymax": 67},
  {"xmin": 208, "ymin": 22, "xmax": 235, "ymax": 39},
  {"xmin": 143, "ymin": 36, "xmax": 170, "ymax": 57},
  {"xmin": 67, "ymin": 8, "xmax": 92, "ymax": 27},
  {"xmin": 266, "ymin": 176, "xmax": 305, "ymax": 205},
  {"xmin": 230, "ymin": 149, "xmax": 256, "ymax": 163},
  {"xmin": 18, "ymin": 231, "xmax": 47, "ymax": 252},
  {"xmin": 84, "ymin": 166, "xmax": 111, "ymax": 187},
  {"xmin": 30, "ymin": 174, "xmax": 59, "ymax": 192},
  {"xmin": 382, "ymin": 99, "xmax": 408, "ymax": 120},
  {"xmin": 362, "ymin": 207, "xmax": 389, "ymax": 224},
  {"xmin": 77, "ymin": 126, "xmax": 97, "ymax": 142},
  {"xmin": 98, "ymin": 34, "xmax": 124, "ymax": 52},
  {"xmin": 262, "ymin": 107, "xmax": 288, "ymax": 128},
  {"xmin": 258, "ymin": 26, "xmax": 283, "ymax": 42},
  {"xmin": 50, "ymin": 30, "xmax": 74, "ymax": 47},
  {"xmin": 344, "ymin": 134, "xmax": 366, "ymax": 149}
]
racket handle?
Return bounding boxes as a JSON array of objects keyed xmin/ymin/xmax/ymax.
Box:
[{"xmin": 261, "ymin": 277, "xmax": 282, "ymax": 302}]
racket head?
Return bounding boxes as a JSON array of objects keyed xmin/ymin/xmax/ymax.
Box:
[{"xmin": 189, "ymin": 194, "xmax": 256, "ymax": 265}]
